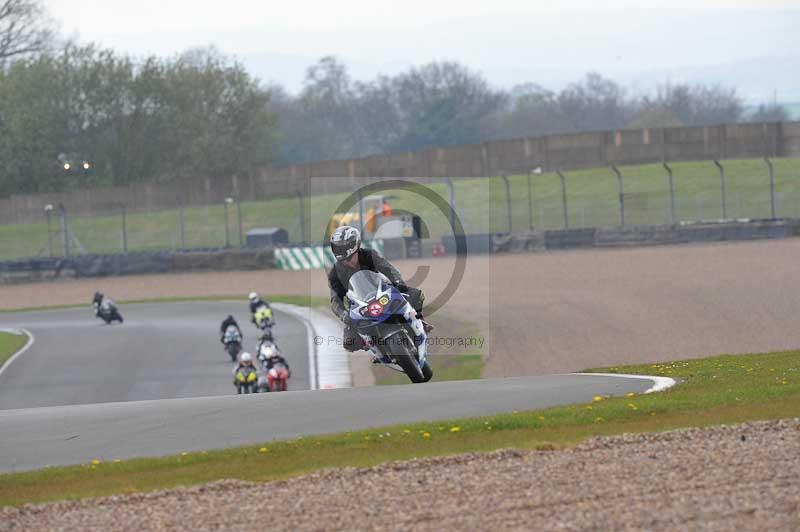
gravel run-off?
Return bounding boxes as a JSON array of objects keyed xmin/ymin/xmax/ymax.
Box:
[{"xmin": 2, "ymin": 418, "xmax": 798, "ymax": 531}]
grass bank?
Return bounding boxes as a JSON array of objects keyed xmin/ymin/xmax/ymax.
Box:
[
  {"xmin": 0, "ymin": 331, "xmax": 27, "ymax": 368},
  {"xmin": 1, "ymin": 349, "xmax": 798, "ymax": 507},
  {"xmin": 373, "ymin": 311, "xmax": 485, "ymax": 384}
]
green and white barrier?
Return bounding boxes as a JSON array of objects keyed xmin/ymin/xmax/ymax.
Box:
[{"xmin": 274, "ymin": 240, "xmax": 383, "ymax": 271}]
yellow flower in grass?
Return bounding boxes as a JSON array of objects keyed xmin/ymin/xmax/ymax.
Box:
[
  {"xmin": 628, "ymin": 403, "xmax": 638, "ymax": 410},
  {"xmin": 403, "ymin": 429, "xmax": 411, "ymax": 434},
  {"xmin": 91, "ymin": 459, "xmax": 101, "ymax": 466},
  {"xmin": 593, "ymin": 396, "xmax": 603, "ymax": 402},
  {"xmin": 595, "ymin": 417, "xmax": 604, "ymax": 422},
  {"xmin": 626, "ymin": 392, "xmax": 636, "ymax": 398},
  {"xmin": 422, "ymin": 432, "xmax": 431, "ymax": 439},
  {"xmin": 450, "ymin": 426, "xmax": 461, "ymax": 433},
  {"xmin": 259, "ymin": 447, "xmax": 269, "ymax": 453}
]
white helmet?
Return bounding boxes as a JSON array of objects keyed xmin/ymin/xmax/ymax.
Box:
[
  {"xmin": 248, "ymin": 292, "xmax": 258, "ymax": 303},
  {"xmin": 240, "ymin": 352, "xmax": 253, "ymax": 364}
]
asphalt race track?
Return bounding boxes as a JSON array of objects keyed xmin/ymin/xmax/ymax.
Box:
[
  {"xmin": 0, "ymin": 302, "xmax": 668, "ymax": 473},
  {"xmin": 0, "ymin": 302, "xmax": 311, "ymax": 410}
]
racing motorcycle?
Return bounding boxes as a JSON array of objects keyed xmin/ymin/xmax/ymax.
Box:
[
  {"xmin": 222, "ymin": 325, "xmax": 243, "ymax": 362},
  {"xmin": 93, "ymin": 298, "xmax": 123, "ymax": 324},
  {"xmin": 253, "ymin": 304, "xmax": 274, "ymax": 332},
  {"xmin": 234, "ymin": 365, "xmax": 258, "ymax": 394},
  {"xmin": 347, "ymin": 270, "xmax": 432, "ymax": 384},
  {"xmin": 258, "ymin": 342, "xmax": 289, "ymax": 392}
]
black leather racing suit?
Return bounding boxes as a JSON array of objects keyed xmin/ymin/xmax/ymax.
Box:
[{"xmin": 328, "ymin": 248, "xmax": 416, "ymax": 352}]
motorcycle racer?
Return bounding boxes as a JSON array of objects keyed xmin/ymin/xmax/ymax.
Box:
[{"xmin": 327, "ymin": 225, "xmax": 430, "ymax": 353}]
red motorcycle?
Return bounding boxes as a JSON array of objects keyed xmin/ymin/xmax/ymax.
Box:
[{"xmin": 267, "ymin": 362, "xmax": 290, "ymax": 392}]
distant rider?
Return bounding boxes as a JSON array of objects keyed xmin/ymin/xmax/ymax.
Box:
[
  {"xmin": 327, "ymin": 225, "xmax": 431, "ymax": 353},
  {"xmin": 248, "ymin": 292, "xmax": 274, "ymax": 328},
  {"xmin": 232, "ymin": 352, "xmax": 256, "ymax": 380},
  {"xmin": 219, "ymin": 314, "xmax": 242, "ymax": 343}
]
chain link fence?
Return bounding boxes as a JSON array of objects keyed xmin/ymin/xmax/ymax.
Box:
[{"xmin": 1, "ymin": 157, "xmax": 798, "ymax": 261}]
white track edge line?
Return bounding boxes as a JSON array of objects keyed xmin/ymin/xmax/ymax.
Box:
[
  {"xmin": 0, "ymin": 328, "xmax": 35, "ymax": 379},
  {"xmin": 272, "ymin": 304, "xmax": 318, "ymax": 390},
  {"xmin": 571, "ymin": 372, "xmax": 677, "ymax": 394}
]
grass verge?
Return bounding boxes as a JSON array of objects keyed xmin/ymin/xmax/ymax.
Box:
[
  {"xmin": 1, "ymin": 349, "xmax": 798, "ymax": 507},
  {"xmin": 373, "ymin": 311, "xmax": 486, "ymax": 384},
  {"xmin": 0, "ymin": 294, "xmax": 328, "ymax": 314},
  {"xmin": 0, "ymin": 331, "xmax": 27, "ymax": 368}
]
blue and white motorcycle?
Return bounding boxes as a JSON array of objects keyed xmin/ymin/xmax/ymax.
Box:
[{"xmin": 347, "ymin": 270, "xmax": 433, "ymax": 383}]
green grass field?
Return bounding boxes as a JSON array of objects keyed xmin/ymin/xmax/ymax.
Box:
[
  {"xmin": 1, "ymin": 157, "xmax": 798, "ymax": 261},
  {"xmin": 0, "ymin": 331, "xmax": 27, "ymax": 368},
  {"xmin": 1, "ymin": 349, "xmax": 798, "ymax": 507}
]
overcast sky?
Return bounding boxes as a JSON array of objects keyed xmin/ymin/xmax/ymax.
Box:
[{"xmin": 46, "ymin": 1, "xmax": 800, "ymax": 99}]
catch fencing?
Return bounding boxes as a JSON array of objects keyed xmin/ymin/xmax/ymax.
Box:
[{"xmin": 0, "ymin": 157, "xmax": 798, "ymax": 262}]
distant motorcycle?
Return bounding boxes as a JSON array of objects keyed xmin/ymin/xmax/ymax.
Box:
[
  {"xmin": 253, "ymin": 305, "xmax": 274, "ymax": 333},
  {"xmin": 257, "ymin": 341, "xmax": 289, "ymax": 392},
  {"xmin": 93, "ymin": 298, "xmax": 123, "ymax": 325},
  {"xmin": 234, "ymin": 365, "xmax": 258, "ymax": 394},
  {"xmin": 222, "ymin": 326, "xmax": 243, "ymax": 362}
]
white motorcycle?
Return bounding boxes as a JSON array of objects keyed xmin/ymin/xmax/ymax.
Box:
[{"xmin": 347, "ymin": 270, "xmax": 432, "ymax": 383}]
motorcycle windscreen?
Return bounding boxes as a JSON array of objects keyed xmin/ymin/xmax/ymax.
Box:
[{"xmin": 348, "ymin": 270, "xmax": 385, "ymax": 303}]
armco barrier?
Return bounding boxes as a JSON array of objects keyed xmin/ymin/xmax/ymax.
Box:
[{"xmin": 0, "ymin": 248, "xmax": 276, "ymax": 284}]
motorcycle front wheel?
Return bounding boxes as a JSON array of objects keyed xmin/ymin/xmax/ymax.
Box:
[{"xmin": 385, "ymin": 335, "xmax": 426, "ymax": 384}]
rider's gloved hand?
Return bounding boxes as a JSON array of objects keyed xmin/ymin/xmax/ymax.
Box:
[{"xmin": 395, "ymin": 282, "xmax": 409, "ymax": 293}]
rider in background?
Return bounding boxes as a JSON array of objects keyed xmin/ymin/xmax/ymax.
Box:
[
  {"xmin": 327, "ymin": 225, "xmax": 431, "ymax": 353},
  {"xmin": 219, "ymin": 314, "xmax": 241, "ymax": 343},
  {"xmin": 232, "ymin": 351, "xmax": 256, "ymax": 378},
  {"xmin": 248, "ymin": 292, "xmax": 274, "ymax": 328}
]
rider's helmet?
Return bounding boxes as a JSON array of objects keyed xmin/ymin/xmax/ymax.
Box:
[
  {"xmin": 240, "ymin": 352, "xmax": 253, "ymax": 365},
  {"xmin": 330, "ymin": 226, "xmax": 361, "ymax": 261},
  {"xmin": 248, "ymin": 292, "xmax": 259, "ymax": 304},
  {"xmin": 226, "ymin": 314, "xmax": 236, "ymax": 323}
]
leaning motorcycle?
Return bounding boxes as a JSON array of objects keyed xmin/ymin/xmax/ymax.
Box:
[
  {"xmin": 347, "ymin": 270, "xmax": 432, "ymax": 384},
  {"xmin": 253, "ymin": 305, "xmax": 274, "ymax": 332},
  {"xmin": 93, "ymin": 299, "xmax": 123, "ymax": 324},
  {"xmin": 234, "ymin": 365, "xmax": 258, "ymax": 394},
  {"xmin": 222, "ymin": 326, "xmax": 243, "ymax": 362}
]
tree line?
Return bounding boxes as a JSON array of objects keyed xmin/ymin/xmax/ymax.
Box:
[{"xmin": 0, "ymin": 0, "xmax": 791, "ymax": 196}]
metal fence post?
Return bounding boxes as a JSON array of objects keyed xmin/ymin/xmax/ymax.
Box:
[
  {"xmin": 44, "ymin": 204, "xmax": 54, "ymax": 257},
  {"xmin": 236, "ymin": 197, "xmax": 243, "ymax": 247},
  {"xmin": 178, "ymin": 200, "xmax": 185, "ymax": 249},
  {"xmin": 663, "ymin": 162, "xmax": 675, "ymax": 224},
  {"xmin": 526, "ymin": 170, "xmax": 534, "ymax": 230},
  {"xmin": 764, "ymin": 157, "xmax": 776, "ymax": 219},
  {"xmin": 612, "ymin": 166, "xmax": 624, "ymax": 226},
  {"xmin": 296, "ymin": 189, "xmax": 306, "ymax": 243},
  {"xmin": 446, "ymin": 178, "xmax": 456, "ymax": 231},
  {"xmin": 501, "ymin": 173, "xmax": 512, "ymax": 233},
  {"xmin": 120, "ymin": 204, "xmax": 128, "ymax": 253},
  {"xmin": 357, "ymin": 187, "xmax": 364, "ymax": 236},
  {"xmin": 58, "ymin": 203, "xmax": 69, "ymax": 257},
  {"xmin": 223, "ymin": 198, "xmax": 231, "ymax": 248},
  {"xmin": 714, "ymin": 160, "xmax": 726, "ymax": 220},
  {"xmin": 556, "ymin": 170, "xmax": 568, "ymax": 228}
]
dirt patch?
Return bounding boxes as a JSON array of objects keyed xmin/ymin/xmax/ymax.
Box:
[
  {"xmin": 3, "ymin": 239, "xmax": 800, "ymax": 376},
  {"xmin": 3, "ymin": 418, "xmax": 798, "ymax": 531}
]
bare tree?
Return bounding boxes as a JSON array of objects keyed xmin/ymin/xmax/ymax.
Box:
[{"xmin": 0, "ymin": 0, "xmax": 53, "ymax": 68}]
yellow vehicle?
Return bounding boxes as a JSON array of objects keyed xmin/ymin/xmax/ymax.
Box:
[
  {"xmin": 253, "ymin": 305, "xmax": 273, "ymax": 330},
  {"xmin": 328, "ymin": 195, "xmax": 397, "ymax": 236}
]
